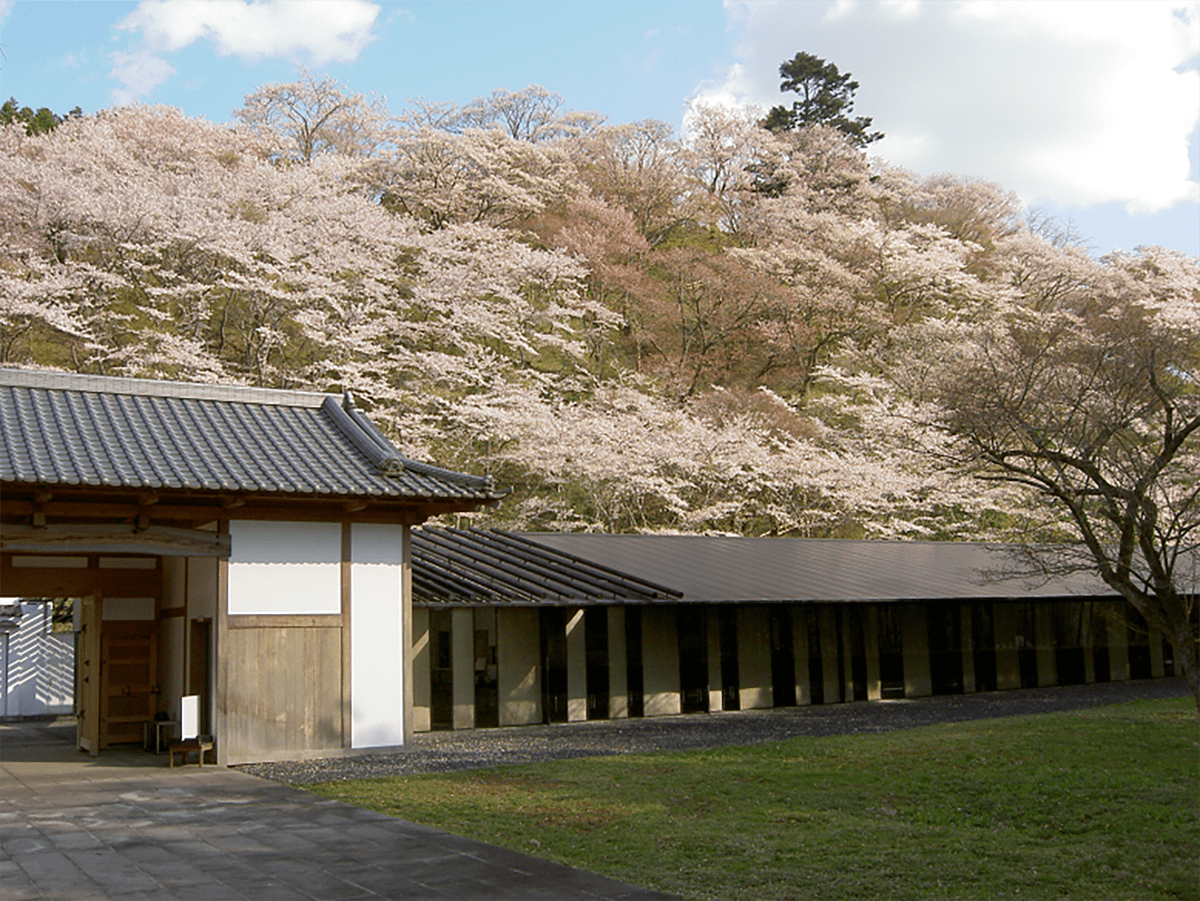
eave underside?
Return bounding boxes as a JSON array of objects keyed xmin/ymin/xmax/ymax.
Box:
[{"xmin": 0, "ymin": 482, "xmax": 495, "ymax": 530}]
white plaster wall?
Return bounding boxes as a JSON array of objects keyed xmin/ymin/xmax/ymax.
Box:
[
  {"xmin": 350, "ymin": 523, "xmax": 405, "ymax": 749},
  {"xmin": 228, "ymin": 521, "xmax": 341, "ymax": 615},
  {"xmin": 2, "ymin": 602, "xmax": 74, "ymax": 717}
]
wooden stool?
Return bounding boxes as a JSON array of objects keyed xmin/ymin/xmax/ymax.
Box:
[{"xmin": 168, "ymin": 736, "xmax": 214, "ymax": 767}]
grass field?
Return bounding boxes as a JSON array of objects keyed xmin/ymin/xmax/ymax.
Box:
[{"xmin": 307, "ymin": 698, "xmax": 1199, "ymax": 900}]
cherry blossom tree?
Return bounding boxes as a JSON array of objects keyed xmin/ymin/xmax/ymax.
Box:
[
  {"xmin": 233, "ymin": 70, "xmax": 389, "ymax": 162},
  {"xmin": 902, "ymin": 242, "xmax": 1200, "ymax": 702}
]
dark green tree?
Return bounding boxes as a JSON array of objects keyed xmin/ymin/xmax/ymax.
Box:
[
  {"xmin": 763, "ymin": 52, "xmax": 882, "ymax": 146},
  {"xmin": 1, "ymin": 98, "xmax": 81, "ymax": 136}
]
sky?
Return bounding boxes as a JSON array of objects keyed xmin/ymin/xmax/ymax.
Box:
[{"xmin": 0, "ymin": 0, "xmax": 1197, "ymax": 257}]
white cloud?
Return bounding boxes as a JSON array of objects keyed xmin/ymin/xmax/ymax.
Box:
[
  {"xmin": 708, "ymin": 0, "xmax": 1200, "ymax": 214},
  {"xmin": 109, "ymin": 0, "xmax": 379, "ymax": 101},
  {"xmin": 109, "ymin": 50, "xmax": 178, "ymax": 104},
  {"xmin": 119, "ymin": 0, "xmax": 380, "ymax": 62}
]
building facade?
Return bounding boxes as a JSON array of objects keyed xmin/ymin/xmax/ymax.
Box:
[
  {"xmin": 0, "ymin": 369, "xmax": 502, "ymax": 763},
  {"xmin": 409, "ymin": 530, "xmax": 1182, "ymax": 731}
]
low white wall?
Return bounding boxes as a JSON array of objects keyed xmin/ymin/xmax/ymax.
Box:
[{"xmin": 2, "ymin": 602, "xmax": 74, "ymax": 718}]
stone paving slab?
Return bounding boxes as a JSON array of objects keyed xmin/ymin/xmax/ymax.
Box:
[{"xmin": 0, "ymin": 722, "xmax": 676, "ymax": 900}]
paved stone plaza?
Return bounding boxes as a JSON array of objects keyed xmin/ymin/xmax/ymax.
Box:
[{"xmin": 0, "ymin": 720, "xmax": 673, "ymax": 900}]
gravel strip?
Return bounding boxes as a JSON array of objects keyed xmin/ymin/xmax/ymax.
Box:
[{"xmin": 239, "ymin": 677, "xmax": 1192, "ymax": 785}]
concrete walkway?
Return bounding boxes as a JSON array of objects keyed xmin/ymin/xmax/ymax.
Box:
[{"xmin": 0, "ymin": 720, "xmax": 674, "ymax": 900}]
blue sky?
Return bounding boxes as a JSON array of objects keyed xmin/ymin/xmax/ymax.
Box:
[{"xmin": 1, "ymin": 0, "xmax": 1197, "ymax": 257}]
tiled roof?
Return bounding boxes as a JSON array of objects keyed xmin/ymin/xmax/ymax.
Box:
[
  {"xmin": 411, "ymin": 528, "xmax": 680, "ymax": 606},
  {"xmin": 0, "ymin": 369, "xmax": 501, "ymax": 502},
  {"xmin": 518, "ymin": 533, "xmax": 1122, "ymax": 603},
  {"xmin": 408, "ymin": 529, "xmax": 1128, "ymax": 607}
]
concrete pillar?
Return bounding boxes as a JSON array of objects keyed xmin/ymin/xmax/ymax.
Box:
[
  {"xmin": 901, "ymin": 604, "xmax": 932, "ymax": 698},
  {"xmin": 566, "ymin": 608, "xmax": 587, "ymax": 722},
  {"xmin": 738, "ymin": 605, "xmax": 774, "ymax": 710},
  {"xmin": 793, "ymin": 606, "xmax": 811, "ymax": 706},
  {"xmin": 1105, "ymin": 602, "xmax": 1130, "ymax": 681},
  {"xmin": 1083, "ymin": 604, "xmax": 1097, "ymax": 683},
  {"xmin": 992, "ymin": 603, "xmax": 1021, "ymax": 691},
  {"xmin": 959, "ymin": 604, "xmax": 977, "ymax": 693},
  {"xmin": 607, "ymin": 607, "xmax": 628, "ymax": 718},
  {"xmin": 818, "ymin": 606, "xmax": 841, "ymax": 703},
  {"xmin": 864, "ymin": 606, "xmax": 882, "ymax": 701},
  {"xmin": 1035, "ymin": 604, "xmax": 1058, "ymax": 687},
  {"xmin": 641, "ymin": 607, "xmax": 681, "ymax": 716},
  {"xmin": 498, "ymin": 607, "xmax": 541, "ymax": 726},
  {"xmin": 411, "ymin": 607, "xmax": 430, "ymax": 733},
  {"xmin": 1149, "ymin": 625, "xmax": 1165, "ymax": 677},
  {"xmin": 840, "ymin": 608, "xmax": 856, "ymax": 702},
  {"xmin": 707, "ymin": 608, "xmax": 724, "ymax": 712},
  {"xmin": 452, "ymin": 608, "xmax": 474, "ymax": 730}
]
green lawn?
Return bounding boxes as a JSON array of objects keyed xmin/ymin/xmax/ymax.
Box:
[{"xmin": 307, "ymin": 698, "xmax": 1200, "ymax": 900}]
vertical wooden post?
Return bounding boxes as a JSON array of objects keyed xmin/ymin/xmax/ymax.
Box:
[
  {"xmin": 401, "ymin": 522, "xmax": 414, "ymax": 742},
  {"xmin": 214, "ymin": 520, "xmax": 229, "ymax": 766},
  {"xmin": 78, "ymin": 591, "xmax": 102, "ymax": 756},
  {"xmin": 341, "ymin": 523, "xmax": 353, "ymax": 748}
]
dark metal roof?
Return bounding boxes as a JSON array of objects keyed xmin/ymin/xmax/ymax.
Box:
[
  {"xmin": 411, "ymin": 528, "xmax": 681, "ymax": 606},
  {"xmin": 518, "ymin": 533, "xmax": 1120, "ymax": 604},
  {"xmin": 0, "ymin": 369, "xmax": 501, "ymax": 502}
]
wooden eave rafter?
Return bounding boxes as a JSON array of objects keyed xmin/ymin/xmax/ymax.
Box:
[{"xmin": 0, "ymin": 483, "xmax": 495, "ymax": 528}]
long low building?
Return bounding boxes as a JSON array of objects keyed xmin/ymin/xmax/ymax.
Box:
[{"xmin": 409, "ymin": 528, "xmax": 1185, "ymax": 731}]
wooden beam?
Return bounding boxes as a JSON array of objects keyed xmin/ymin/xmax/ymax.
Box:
[
  {"xmin": 1, "ymin": 524, "xmax": 231, "ymax": 557},
  {"xmin": 0, "ymin": 561, "xmax": 160, "ymax": 598},
  {"xmin": 227, "ymin": 614, "xmax": 343, "ymax": 629}
]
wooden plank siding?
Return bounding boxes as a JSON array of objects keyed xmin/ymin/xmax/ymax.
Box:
[{"xmin": 221, "ymin": 625, "xmax": 343, "ymax": 764}]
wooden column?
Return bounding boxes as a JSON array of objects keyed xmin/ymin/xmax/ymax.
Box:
[
  {"xmin": 214, "ymin": 521, "xmax": 230, "ymax": 766},
  {"xmin": 340, "ymin": 524, "xmax": 352, "ymax": 748},
  {"xmin": 77, "ymin": 591, "xmax": 102, "ymax": 757},
  {"xmin": 401, "ymin": 523, "xmax": 416, "ymax": 740}
]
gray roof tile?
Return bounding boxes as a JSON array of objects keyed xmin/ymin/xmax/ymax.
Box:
[
  {"xmin": 522, "ymin": 533, "xmax": 1119, "ymax": 603},
  {"xmin": 0, "ymin": 369, "xmax": 501, "ymax": 502}
]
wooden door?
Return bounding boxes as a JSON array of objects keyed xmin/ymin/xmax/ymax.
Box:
[{"xmin": 100, "ymin": 622, "xmax": 158, "ymax": 746}]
